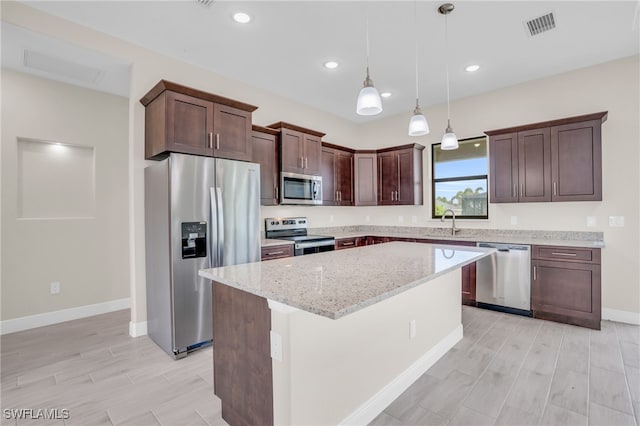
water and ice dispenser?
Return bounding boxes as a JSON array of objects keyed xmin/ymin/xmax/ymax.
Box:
[{"xmin": 181, "ymin": 222, "xmax": 207, "ymax": 259}]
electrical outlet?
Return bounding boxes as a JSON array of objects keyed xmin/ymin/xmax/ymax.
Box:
[
  {"xmin": 398, "ymin": 216, "xmax": 404, "ymax": 223},
  {"xmin": 608, "ymin": 216, "xmax": 625, "ymax": 227},
  {"xmin": 510, "ymin": 216, "xmax": 518, "ymax": 225},
  {"xmin": 409, "ymin": 320, "xmax": 416, "ymax": 339},
  {"xmin": 364, "ymin": 215, "xmax": 370, "ymax": 223},
  {"xmin": 329, "ymin": 215, "xmax": 334, "ymax": 223},
  {"xmin": 411, "ymin": 215, "xmax": 418, "ymax": 224},
  {"xmin": 270, "ymin": 330, "xmax": 282, "ymax": 361},
  {"xmin": 586, "ymin": 216, "xmax": 597, "ymax": 227},
  {"xmin": 50, "ymin": 281, "xmax": 61, "ymax": 295}
]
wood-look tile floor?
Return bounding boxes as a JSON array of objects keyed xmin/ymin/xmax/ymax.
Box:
[
  {"xmin": 1, "ymin": 310, "xmax": 225, "ymax": 426},
  {"xmin": 1, "ymin": 307, "xmax": 638, "ymax": 425},
  {"xmin": 371, "ymin": 307, "xmax": 640, "ymax": 426}
]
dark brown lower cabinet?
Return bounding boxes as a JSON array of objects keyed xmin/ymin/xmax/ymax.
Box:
[
  {"xmin": 365, "ymin": 236, "xmax": 390, "ymax": 245},
  {"xmin": 261, "ymin": 244, "xmax": 294, "ymax": 261},
  {"xmin": 212, "ymin": 282, "xmax": 273, "ymax": 426},
  {"xmin": 531, "ymin": 245, "xmax": 601, "ymax": 329},
  {"xmin": 335, "ymin": 237, "xmax": 365, "ymax": 250}
]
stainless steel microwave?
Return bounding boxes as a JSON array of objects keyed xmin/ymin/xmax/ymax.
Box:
[{"xmin": 280, "ymin": 172, "xmax": 322, "ymax": 205}]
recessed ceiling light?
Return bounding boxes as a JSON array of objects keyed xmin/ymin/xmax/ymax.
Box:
[
  {"xmin": 465, "ymin": 64, "xmax": 480, "ymax": 72},
  {"xmin": 380, "ymin": 92, "xmax": 392, "ymax": 98},
  {"xmin": 233, "ymin": 12, "xmax": 252, "ymax": 24},
  {"xmin": 324, "ymin": 61, "xmax": 339, "ymax": 69}
]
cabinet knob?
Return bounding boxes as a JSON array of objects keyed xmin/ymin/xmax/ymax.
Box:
[
  {"xmin": 208, "ymin": 132, "xmax": 213, "ymax": 149},
  {"xmin": 215, "ymin": 133, "xmax": 220, "ymax": 150}
]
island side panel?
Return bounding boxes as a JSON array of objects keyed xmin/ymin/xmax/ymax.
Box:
[
  {"xmin": 212, "ymin": 281, "xmax": 274, "ymax": 426},
  {"xmin": 270, "ymin": 269, "xmax": 462, "ymax": 426}
]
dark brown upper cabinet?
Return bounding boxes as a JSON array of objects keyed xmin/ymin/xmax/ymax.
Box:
[
  {"xmin": 140, "ymin": 80, "xmax": 257, "ymax": 161},
  {"xmin": 377, "ymin": 144, "xmax": 424, "ymax": 206},
  {"xmin": 486, "ymin": 111, "xmax": 606, "ymax": 203},
  {"xmin": 321, "ymin": 143, "xmax": 354, "ymax": 206},
  {"xmin": 251, "ymin": 125, "xmax": 280, "ymax": 206},
  {"xmin": 267, "ymin": 122, "xmax": 325, "ymax": 176},
  {"xmin": 354, "ymin": 151, "xmax": 378, "ymax": 206}
]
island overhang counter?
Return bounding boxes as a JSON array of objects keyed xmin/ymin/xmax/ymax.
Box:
[{"xmin": 199, "ymin": 242, "xmax": 495, "ymax": 426}]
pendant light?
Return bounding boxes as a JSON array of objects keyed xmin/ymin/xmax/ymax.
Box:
[
  {"xmin": 356, "ymin": 12, "xmax": 382, "ymax": 116},
  {"xmin": 408, "ymin": 0, "xmax": 429, "ymax": 136},
  {"xmin": 439, "ymin": 3, "xmax": 458, "ymax": 150}
]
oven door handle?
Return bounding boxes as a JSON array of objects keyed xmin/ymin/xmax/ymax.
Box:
[{"xmin": 295, "ymin": 240, "xmax": 335, "ymax": 249}]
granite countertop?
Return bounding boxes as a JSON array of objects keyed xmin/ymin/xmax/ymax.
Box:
[
  {"xmin": 200, "ymin": 242, "xmax": 494, "ymax": 320},
  {"xmin": 323, "ymin": 228, "xmax": 605, "ymax": 249},
  {"xmin": 261, "ymin": 238, "xmax": 294, "ymax": 248}
]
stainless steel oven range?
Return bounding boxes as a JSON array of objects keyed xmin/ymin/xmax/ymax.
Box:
[{"xmin": 265, "ymin": 217, "xmax": 335, "ymax": 256}]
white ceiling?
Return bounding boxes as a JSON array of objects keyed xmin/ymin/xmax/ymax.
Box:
[{"xmin": 7, "ymin": 1, "xmax": 640, "ymax": 123}]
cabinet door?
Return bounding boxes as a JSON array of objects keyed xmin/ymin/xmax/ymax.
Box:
[
  {"xmin": 396, "ymin": 148, "xmax": 415, "ymax": 205},
  {"xmin": 321, "ymin": 147, "xmax": 337, "ymax": 206},
  {"xmin": 280, "ymin": 129, "xmax": 304, "ymax": 173},
  {"xmin": 166, "ymin": 91, "xmax": 214, "ymax": 156},
  {"xmin": 336, "ymin": 150, "xmax": 354, "ymax": 206},
  {"xmin": 303, "ymin": 134, "xmax": 322, "ymax": 175},
  {"xmin": 532, "ymin": 259, "xmax": 601, "ymax": 329},
  {"xmin": 252, "ymin": 131, "xmax": 278, "ymax": 206},
  {"xmin": 354, "ymin": 153, "xmax": 377, "ymax": 206},
  {"xmin": 518, "ymin": 128, "xmax": 551, "ymax": 202},
  {"xmin": 489, "ymin": 133, "xmax": 518, "ymax": 203},
  {"xmin": 378, "ymin": 151, "xmax": 398, "ymax": 205},
  {"xmin": 551, "ymin": 119, "xmax": 602, "ymax": 201},
  {"xmin": 212, "ymin": 104, "xmax": 252, "ymax": 161}
]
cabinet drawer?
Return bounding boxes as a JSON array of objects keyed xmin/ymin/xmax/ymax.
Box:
[
  {"xmin": 532, "ymin": 245, "xmax": 600, "ymax": 264},
  {"xmin": 335, "ymin": 237, "xmax": 360, "ymax": 250},
  {"xmin": 261, "ymin": 244, "xmax": 293, "ymax": 261}
]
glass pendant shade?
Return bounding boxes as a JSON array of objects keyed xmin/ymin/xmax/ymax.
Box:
[
  {"xmin": 441, "ymin": 120, "xmax": 459, "ymax": 150},
  {"xmin": 356, "ymin": 67, "xmax": 382, "ymax": 116},
  {"xmin": 408, "ymin": 105, "xmax": 430, "ymax": 136}
]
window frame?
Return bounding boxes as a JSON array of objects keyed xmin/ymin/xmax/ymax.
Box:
[{"xmin": 431, "ymin": 136, "xmax": 489, "ymax": 220}]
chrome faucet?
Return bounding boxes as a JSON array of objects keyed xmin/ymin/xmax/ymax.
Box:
[{"xmin": 441, "ymin": 209, "xmax": 459, "ymax": 236}]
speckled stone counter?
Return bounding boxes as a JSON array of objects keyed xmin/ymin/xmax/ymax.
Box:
[
  {"xmin": 200, "ymin": 241, "xmax": 494, "ymax": 319},
  {"xmin": 261, "ymin": 238, "xmax": 294, "ymax": 248},
  {"xmin": 314, "ymin": 226, "xmax": 604, "ymax": 249}
]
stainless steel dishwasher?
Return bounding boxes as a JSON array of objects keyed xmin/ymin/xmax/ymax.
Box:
[{"xmin": 475, "ymin": 242, "xmax": 532, "ymax": 316}]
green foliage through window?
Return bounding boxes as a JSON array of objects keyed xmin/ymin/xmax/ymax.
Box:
[{"xmin": 432, "ymin": 137, "xmax": 488, "ymax": 219}]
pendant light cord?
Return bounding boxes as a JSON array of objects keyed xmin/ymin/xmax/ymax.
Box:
[
  {"xmin": 445, "ymin": 11, "xmax": 451, "ymax": 122},
  {"xmin": 414, "ymin": 0, "xmax": 419, "ymax": 103},
  {"xmin": 365, "ymin": 11, "xmax": 370, "ymax": 70}
]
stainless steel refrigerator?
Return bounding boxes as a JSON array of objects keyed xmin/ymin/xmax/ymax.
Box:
[{"xmin": 144, "ymin": 153, "xmax": 260, "ymax": 359}]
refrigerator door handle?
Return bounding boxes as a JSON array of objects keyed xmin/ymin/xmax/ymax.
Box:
[
  {"xmin": 216, "ymin": 187, "xmax": 224, "ymax": 266},
  {"xmin": 209, "ymin": 187, "xmax": 218, "ymax": 268}
]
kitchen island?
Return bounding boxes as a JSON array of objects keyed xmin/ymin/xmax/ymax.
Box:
[{"xmin": 199, "ymin": 242, "xmax": 494, "ymax": 426}]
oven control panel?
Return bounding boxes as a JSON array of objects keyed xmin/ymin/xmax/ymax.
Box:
[{"xmin": 265, "ymin": 217, "xmax": 308, "ymax": 232}]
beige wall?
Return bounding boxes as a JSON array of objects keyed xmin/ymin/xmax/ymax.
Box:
[
  {"xmin": 2, "ymin": 2, "xmax": 638, "ymax": 325},
  {"xmin": 1, "ymin": 70, "xmax": 130, "ymax": 320}
]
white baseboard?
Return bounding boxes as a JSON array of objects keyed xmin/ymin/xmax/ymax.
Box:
[
  {"xmin": 0, "ymin": 298, "xmax": 130, "ymax": 335},
  {"xmin": 339, "ymin": 324, "xmax": 463, "ymax": 426},
  {"xmin": 602, "ymin": 308, "xmax": 640, "ymax": 325},
  {"xmin": 129, "ymin": 320, "xmax": 148, "ymax": 337}
]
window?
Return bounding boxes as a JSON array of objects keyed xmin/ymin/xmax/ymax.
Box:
[{"xmin": 432, "ymin": 136, "xmax": 488, "ymax": 219}]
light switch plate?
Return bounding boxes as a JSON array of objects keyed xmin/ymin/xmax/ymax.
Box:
[
  {"xmin": 609, "ymin": 216, "xmax": 625, "ymax": 227},
  {"xmin": 586, "ymin": 216, "xmax": 597, "ymax": 227},
  {"xmin": 50, "ymin": 281, "xmax": 61, "ymax": 295}
]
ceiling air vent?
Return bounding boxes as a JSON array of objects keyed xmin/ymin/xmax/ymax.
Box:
[
  {"xmin": 524, "ymin": 12, "xmax": 556, "ymax": 37},
  {"xmin": 195, "ymin": 0, "xmax": 214, "ymax": 7}
]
